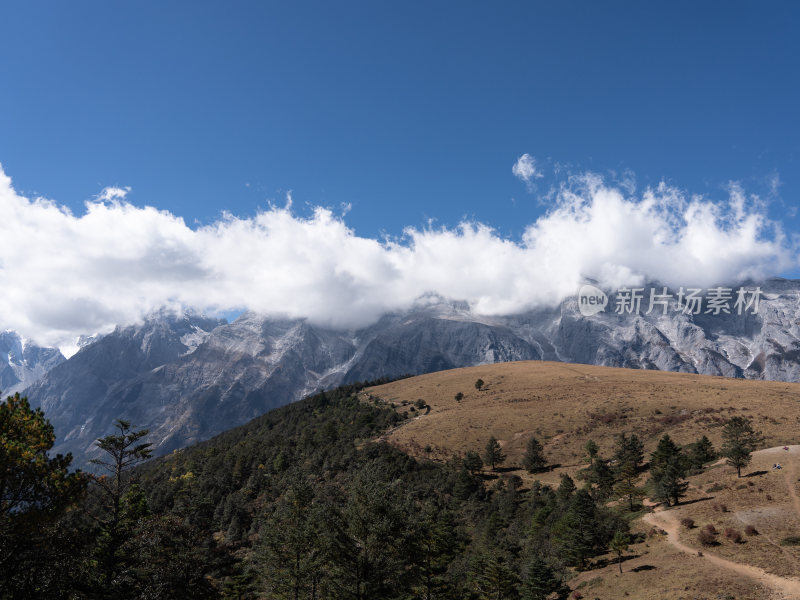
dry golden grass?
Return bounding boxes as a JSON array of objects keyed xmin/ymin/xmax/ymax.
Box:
[
  {"xmin": 364, "ymin": 360, "xmax": 800, "ymax": 599},
  {"xmin": 366, "ymin": 361, "xmax": 800, "ymax": 480}
]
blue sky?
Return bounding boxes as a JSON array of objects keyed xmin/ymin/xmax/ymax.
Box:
[
  {"xmin": 2, "ymin": 1, "xmax": 798, "ymax": 238},
  {"xmin": 1, "ymin": 2, "xmax": 799, "ymax": 347}
]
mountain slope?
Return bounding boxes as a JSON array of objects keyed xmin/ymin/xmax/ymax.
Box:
[
  {"xmin": 0, "ymin": 331, "xmax": 64, "ymax": 396},
  {"xmin": 23, "ymin": 312, "xmax": 225, "ymax": 460}
]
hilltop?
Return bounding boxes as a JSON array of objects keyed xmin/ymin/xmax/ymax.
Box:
[{"xmin": 366, "ymin": 360, "xmax": 800, "ymax": 478}]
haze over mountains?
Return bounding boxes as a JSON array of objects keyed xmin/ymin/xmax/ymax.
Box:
[{"xmin": 12, "ymin": 278, "xmax": 800, "ymax": 466}]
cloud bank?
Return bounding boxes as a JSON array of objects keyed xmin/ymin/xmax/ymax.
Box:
[{"xmin": 0, "ymin": 165, "xmax": 793, "ymax": 350}]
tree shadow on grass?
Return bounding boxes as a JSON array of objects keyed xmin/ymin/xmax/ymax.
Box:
[
  {"xmin": 674, "ymin": 496, "xmax": 715, "ymax": 507},
  {"xmin": 745, "ymin": 470, "xmax": 768, "ymax": 477}
]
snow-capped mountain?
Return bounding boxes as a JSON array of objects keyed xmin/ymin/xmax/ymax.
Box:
[
  {"xmin": 21, "ymin": 278, "xmax": 800, "ymax": 466},
  {"xmin": 0, "ymin": 331, "xmax": 65, "ymax": 397}
]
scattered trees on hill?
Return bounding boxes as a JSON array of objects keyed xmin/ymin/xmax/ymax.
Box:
[
  {"xmin": 475, "ymin": 378, "xmax": 485, "ymax": 391},
  {"xmin": 522, "ymin": 436, "xmax": 547, "ymax": 473},
  {"xmin": 721, "ymin": 416, "xmax": 763, "ymax": 477},
  {"xmin": 483, "ymin": 436, "xmax": 506, "ymax": 471},
  {"xmin": 455, "ymin": 391, "xmax": 464, "ymax": 403}
]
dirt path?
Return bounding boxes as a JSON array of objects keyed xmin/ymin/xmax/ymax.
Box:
[{"xmin": 643, "ymin": 510, "xmax": 800, "ymax": 599}]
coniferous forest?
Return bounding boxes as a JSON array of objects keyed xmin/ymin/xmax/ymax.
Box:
[{"xmin": 3, "ymin": 380, "xmax": 665, "ymax": 600}]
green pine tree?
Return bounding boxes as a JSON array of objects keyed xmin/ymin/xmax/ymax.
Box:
[
  {"xmin": 483, "ymin": 436, "xmax": 506, "ymax": 471},
  {"xmin": 88, "ymin": 419, "xmax": 153, "ymax": 590},
  {"xmin": 687, "ymin": 435, "xmax": 716, "ymax": 471},
  {"xmin": 648, "ymin": 434, "xmax": 689, "ymax": 506},
  {"xmin": 522, "ymin": 436, "xmax": 547, "ymax": 473},
  {"xmin": 609, "ymin": 531, "xmax": 630, "ymax": 574},
  {"xmin": 552, "ymin": 489, "xmax": 599, "ymax": 569},
  {"xmin": 518, "ymin": 558, "xmax": 570, "ymax": 600},
  {"xmin": 721, "ymin": 417, "xmax": 763, "ymax": 477},
  {"xmin": 463, "ymin": 450, "xmax": 484, "ymax": 474}
]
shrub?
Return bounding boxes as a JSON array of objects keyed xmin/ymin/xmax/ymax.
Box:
[
  {"xmin": 414, "ymin": 398, "xmax": 426, "ymax": 409},
  {"xmin": 680, "ymin": 518, "xmax": 695, "ymax": 529},
  {"xmin": 766, "ymin": 494, "xmax": 773, "ymax": 501},
  {"xmin": 704, "ymin": 524, "xmax": 717, "ymax": 534},
  {"xmin": 780, "ymin": 536, "xmax": 800, "ymax": 546},
  {"xmin": 744, "ymin": 525, "xmax": 759, "ymax": 536},
  {"xmin": 724, "ymin": 528, "xmax": 743, "ymax": 543},
  {"xmin": 698, "ymin": 528, "xmax": 718, "ymax": 546}
]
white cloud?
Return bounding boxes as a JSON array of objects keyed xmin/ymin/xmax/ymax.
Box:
[
  {"xmin": 512, "ymin": 153, "xmax": 543, "ymax": 185},
  {"xmin": 0, "ymin": 164, "xmax": 794, "ymax": 351},
  {"xmin": 97, "ymin": 186, "xmax": 131, "ymax": 202}
]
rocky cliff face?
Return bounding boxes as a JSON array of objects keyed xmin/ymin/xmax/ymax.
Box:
[
  {"xmin": 22, "ymin": 279, "xmax": 800, "ymax": 466},
  {"xmin": 0, "ymin": 331, "xmax": 64, "ymax": 396}
]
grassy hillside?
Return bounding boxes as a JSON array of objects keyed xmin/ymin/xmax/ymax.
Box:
[
  {"xmin": 367, "ymin": 360, "xmax": 800, "ymax": 599},
  {"xmin": 367, "ymin": 360, "xmax": 800, "ymax": 478}
]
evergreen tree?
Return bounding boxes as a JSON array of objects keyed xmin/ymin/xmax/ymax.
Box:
[
  {"xmin": 0, "ymin": 393, "xmax": 88, "ymax": 597},
  {"xmin": 119, "ymin": 513, "xmax": 221, "ymax": 599},
  {"xmin": 518, "ymin": 558, "xmax": 570, "ymax": 600},
  {"xmin": 89, "ymin": 419, "xmax": 153, "ymax": 590},
  {"xmin": 613, "ymin": 461, "xmax": 645, "ymax": 511},
  {"xmin": 257, "ymin": 476, "xmax": 325, "ymax": 600},
  {"xmin": 471, "ymin": 554, "xmax": 520, "ymax": 600},
  {"xmin": 578, "ymin": 457, "xmax": 615, "ymax": 501},
  {"xmin": 413, "ymin": 503, "xmax": 459, "ymax": 600},
  {"xmin": 552, "ymin": 489, "xmax": 599, "ymax": 568},
  {"xmin": 555, "ymin": 473, "xmax": 576, "ymax": 507},
  {"xmin": 483, "ymin": 436, "xmax": 506, "ymax": 471},
  {"xmin": 475, "ymin": 379, "xmax": 485, "ymax": 391},
  {"xmin": 609, "ymin": 531, "xmax": 630, "ymax": 574},
  {"xmin": 463, "ymin": 450, "xmax": 484, "ymax": 475},
  {"xmin": 584, "ymin": 439, "xmax": 599, "ymax": 466},
  {"xmin": 453, "ymin": 466, "xmax": 482, "ymax": 500},
  {"xmin": 522, "ymin": 437, "xmax": 547, "ymax": 473},
  {"xmin": 649, "ymin": 435, "xmax": 689, "ymax": 506},
  {"xmin": 328, "ymin": 465, "xmax": 414, "ymax": 599},
  {"xmin": 612, "ymin": 432, "xmax": 646, "ymax": 511},
  {"xmin": 687, "ymin": 435, "xmax": 716, "ymax": 471},
  {"xmin": 721, "ymin": 417, "xmax": 763, "ymax": 477},
  {"xmin": 613, "ymin": 432, "xmax": 644, "ymax": 473}
]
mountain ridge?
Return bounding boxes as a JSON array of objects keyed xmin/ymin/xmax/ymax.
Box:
[{"xmin": 21, "ymin": 278, "xmax": 800, "ymax": 465}]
